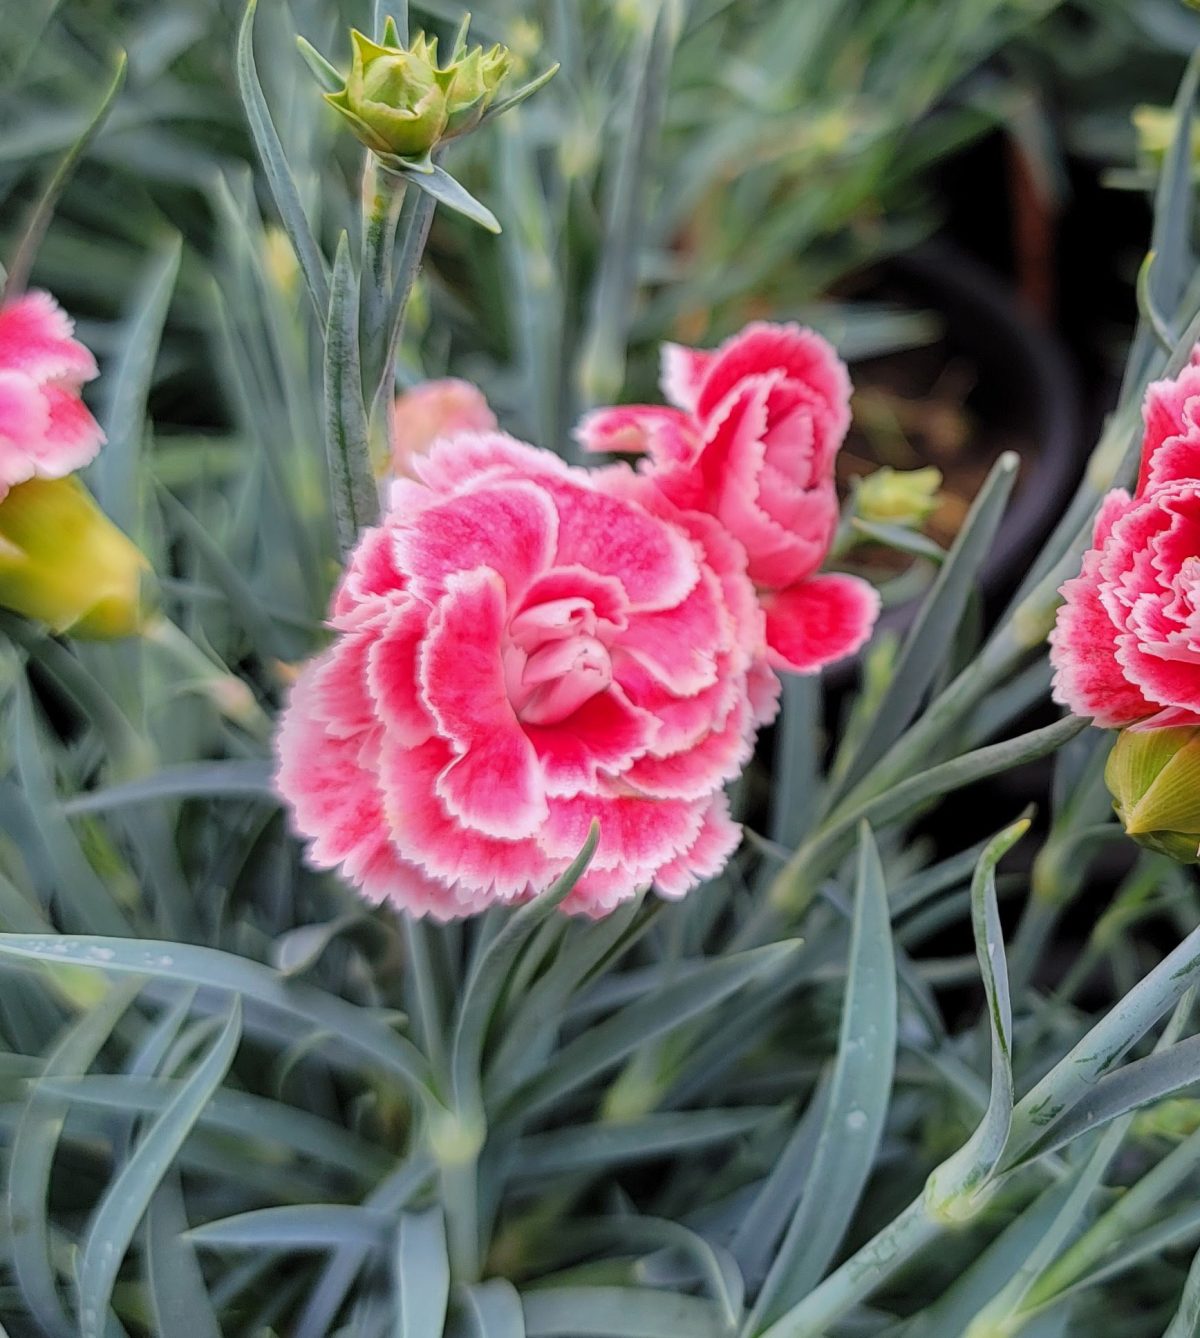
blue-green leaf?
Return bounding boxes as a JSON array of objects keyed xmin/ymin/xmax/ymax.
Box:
[
  {"xmin": 394, "ymin": 1206, "xmax": 450, "ymax": 1337},
  {"xmin": 76, "ymin": 998, "xmax": 242, "ymax": 1338}
]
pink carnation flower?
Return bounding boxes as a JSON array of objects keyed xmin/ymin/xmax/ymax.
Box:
[
  {"xmin": 1052, "ymin": 351, "xmax": 1200, "ymax": 729},
  {"xmin": 576, "ymin": 322, "xmax": 879, "ymax": 675},
  {"xmin": 0, "ymin": 290, "xmax": 104, "ymax": 502},
  {"xmin": 275, "ymin": 433, "xmax": 766, "ymax": 918},
  {"xmin": 391, "ymin": 377, "xmax": 497, "ymax": 477}
]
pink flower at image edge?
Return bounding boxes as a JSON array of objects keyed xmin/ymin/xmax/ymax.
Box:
[
  {"xmin": 577, "ymin": 321, "xmax": 879, "ymax": 676},
  {"xmin": 0, "ymin": 290, "xmax": 104, "ymax": 501},
  {"xmin": 276, "ymin": 433, "xmax": 771, "ymax": 919},
  {"xmin": 1051, "ymin": 352, "xmax": 1200, "ymax": 729}
]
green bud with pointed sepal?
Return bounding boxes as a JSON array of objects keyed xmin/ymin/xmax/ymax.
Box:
[
  {"xmin": 1105, "ymin": 725, "xmax": 1200, "ymax": 864},
  {"xmin": 442, "ymin": 42, "xmax": 513, "ymax": 140},
  {"xmin": 324, "ymin": 29, "xmax": 452, "ymax": 158}
]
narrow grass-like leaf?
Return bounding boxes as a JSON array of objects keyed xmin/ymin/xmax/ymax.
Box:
[
  {"xmin": 457, "ymin": 1279, "xmax": 525, "ymax": 1337},
  {"xmin": 512, "ymin": 1108, "xmax": 770, "ymax": 1179},
  {"xmin": 480, "ymin": 64, "xmax": 560, "ymax": 124},
  {"xmin": 729, "ymin": 1078, "xmax": 830, "ymax": 1287},
  {"xmin": 394, "ymin": 1206, "xmax": 450, "ymax": 1337},
  {"xmin": 40, "ymin": 1075, "xmax": 389, "ymax": 1180},
  {"xmin": 923, "ymin": 817, "xmax": 1027, "ymax": 1212},
  {"xmin": 189, "ymin": 1205, "xmax": 390, "ymax": 1251},
  {"xmin": 145, "ymin": 1174, "xmax": 222, "ymax": 1338},
  {"xmin": 1154, "ymin": 1226, "xmax": 1200, "ymax": 1338},
  {"xmin": 400, "ymin": 163, "xmax": 501, "ymax": 232},
  {"xmin": 4, "ymin": 53, "xmax": 127, "ymax": 299},
  {"xmin": 488, "ymin": 896, "xmax": 646, "ymax": 1104},
  {"xmin": 6, "ymin": 983, "xmax": 139, "ymax": 1338},
  {"xmin": 0, "ymin": 935, "xmax": 435, "ymax": 1097},
  {"xmin": 296, "ymin": 35, "xmax": 343, "ymax": 93},
  {"xmin": 749, "ymin": 825, "xmax": 896, "ymax": 1330},
  {"xmin": 521, "ymin": 1286, "xmax": 727, "ymax": 1337},
  {"xmin": 452, "ymin": 825, "xmax": 599, "ymax": 1112},
  {"xmin": 577, "ymin": 1, "xmax": 676, "ymax": 406},
  {"xmin": 1016, "ymin": 1032, "xmax": 1200, "ymax": 1163},
  {"xmin": 849, "ymin": 519, "xmax": 947, "ymax": 564},
  {"xmin": 829, "ymin": 453, "xmax": 1018, "ymax": 800},
  {"xmin": 770, "ymin": 715, "xmax": 1086, "ymax": 912},
  {"xmin": 61, "ymin": 760, "xmax": 276, "ymax": 815},
  {"xmin": 236, "ymin": 0, "xmax": 329, "ymax": 317},
  {"xmin": 325, "ymin": 232, "xmax": 379, "ymax": 553},
  {"xmin": 76, "ymin": 998, "xmax": 242, "ymax": 1338},
  {"xmin": 10, "ymin": 680, "xmax": 132, "ymax": 934},
  {"xmin": 293, "ymin": 1155, "xmax": 436, "ymax": 1338},
  {"xmin": 511, "ymin": 941, "xmax": 800, "ymax": 1121},
  {"xmin": 96, "ymin": 235, "xmax": 182, "ymax": 535},
  {"xmin": 902, "ymin": 1174, "xmax": 1080, "ymax": 1338},
  {"xmin": 1004, "ymin": 916, "xmax": 1200, "ymax": 1167}
]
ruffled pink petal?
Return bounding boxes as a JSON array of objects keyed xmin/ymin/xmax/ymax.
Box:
[
  {"xmin": 614, "ymin": 649, "xmax": 741, "ymax": 756},
  {"xmin": 694, "ymin": 322, "xmax": 851, "ymax": 441},
  {"xmin": 381, "ymin": 736, "xmax": 555, "ymax": 899},
  {"xmin": 395, "ymin": 479, "xmax": 557, "ymax": 604},
  {"xmin": 748, "ymin": 657, "xmax": 782, "ymax": 726},
  {"xmin": 366, "ymin": 598, "xmax": 436, "ymax": 746},
  {"xmin": 542, "ymin": 791, "xmax": 708, "ymax": 876},
  {"xmin": 353, "ymin": 837, "xmax": 490, "ymax": 921},
  {"xmin": 542, "ymin": 473, "xmax": 699, "ymax": 613},
  {"xmin": 331, "ymin": 525, "xmax": 406, "ymax": 624},
  {"xmin": 763, "ymin": 573, "xmax": 880, "ymax": 674},
  {"xmin": 0, "ymin": 371, "xmax": 49, "ymax": 488},
  {"xmin": 0, "ymin": 291, "xmax": 98, "ymax": 385},
  {"xmin": 575, "ymin": 405, "xmax": 700, "ymax": 468},
  {"xmin": 1139, "ymin": 365, "xmax": 1200, "ymax": 496},
  {"xmin": 525, "ymin": 684, "xmax": 656, "ymax": 794},
  {"xmin": 515, "ymin": 566, "xmax": 629, "ymax": 639},
  {"xmin": 1050, "ymin": 547, "xmax": 1154, "ymax": 727},
  {"xmin": 310, "ymin": 615, "xmax": 386, "ymax": 740},
  {"xmin": 275, "ymin": 664, "xmax": 391, "ymax": 880},
  {"xmin": 619, "ymin": 565, "xmax": 728, "ymax": 694},
  {"xmin": 652, "ymin": 793, "xmax": 741, "ymax": 900},
  {"xmin": 624, "ymin": 690, "xmax": 753, "ymax": 800},
  {"xmin": 36, "ymin": 384, "xmax": 104, "ymax": 471},
  {"xmin": 419, "ymin": 568, "xmax": 546, "ymax": 837},
  {"xmin": 660, "ymin": 341, "xmax": 714, "ymax": 412},
  {"xmin": 412, "ymin": 431, "xmax": 572, "ymax": 494}
]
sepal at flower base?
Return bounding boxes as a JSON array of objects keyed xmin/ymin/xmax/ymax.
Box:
[
  {"xmin": 0, "ymin": 475, "xmax": 151, "ymax": 639},
  {"xmin": 1105, "ymin": 724, "xmax": 1200, "ymax": 863}
]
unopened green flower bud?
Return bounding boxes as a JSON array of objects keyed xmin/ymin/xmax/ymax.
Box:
[
  {"xmin": 0, "ymin": 476, "xmax": 151, "ymax": 639},
  {"xmin": 324, "ymin": 26, "xmax": 514, "ymax": 160},
  {"xmin": 325, "ymin": 29, "xmax": 452, "ymax": 158},
  {"xmin": 1105, "ymin": 725, "xmax": 1200, "ymax": 864},
  {"xmin": 856, "ymin": 466, "xmax": 942, "ymax": 529},
  {"xmin": 443, "ymin": 43, "xmax": 513, "ymax": 140}
]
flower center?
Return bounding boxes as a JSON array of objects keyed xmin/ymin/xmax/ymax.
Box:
[{"xmin": 505, "ymin": 597, "xmax": 614, "ymax": 726}]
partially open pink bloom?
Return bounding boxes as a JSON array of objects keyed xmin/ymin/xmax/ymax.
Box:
[
  {"xmin": 276, "ymin": 433, "xmax": 761, "ymax": 918},
  {"xmin": 1051, "ymin": 353, "xmax": 1200, "ymax": 728},
  {"xmin": 576, "ymin": 322, "xmax": 878, "ymax": 675},
  {"xmin": 0, "ymin": 290, "xmax": 103, "ymax": 502},
  {"xmin": 391, "ymin": 377, "xmax": 497, "ymax": 477}
]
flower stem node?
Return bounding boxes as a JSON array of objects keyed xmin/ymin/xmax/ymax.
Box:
[
  {"xmin": 428, "ymin": 1107, "xmax": 486, "ymax": 1167},
  {"xmin": 0, "ymin": 476, "xmax": 151, "ymax": 639},
  {"xmin": 1105, "ymin": 725, "xmax": 1200, "ymax": 864}
]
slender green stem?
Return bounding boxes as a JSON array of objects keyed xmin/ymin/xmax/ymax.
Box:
[
  {"xmin": 402, "ymin": 914, "xmax": 448, "ymax": 1092},
  {"xmin": 359, "ymin": 162, "xmax": 407, "ymax": 412}
]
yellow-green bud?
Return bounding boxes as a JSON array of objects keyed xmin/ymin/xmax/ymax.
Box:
[
  {"xmin": 325, "ymin": 30, "xmax": 452, "ymax": 158},
  {"xmin": 1105, "ymin": 725, "xmax": 1200, "ymax": 864},
  {"xmin": 324, "ymin": 28, "xmax": 513, "ymax": 160},
  {"xmin": 0, "ymin": 476, "xmax": 151, "ymax": 639},
  {"xmin": 443, "ymin": 43, "xmax": 513, "ymax": 140},
  {"xmin": 856, "ymin": 466, "xmax": 942, "ymax": 529}
]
